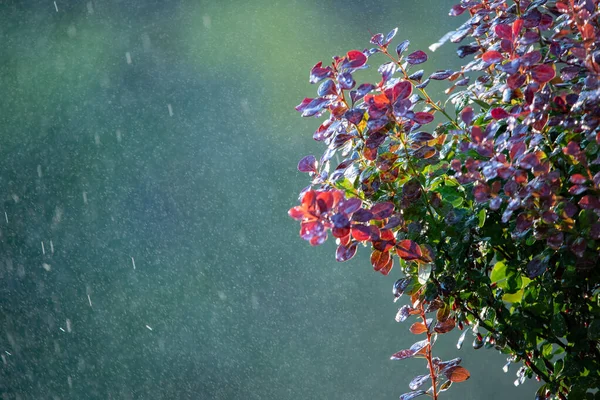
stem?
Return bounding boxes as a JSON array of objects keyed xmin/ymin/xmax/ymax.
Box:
[{"xmin": 420, "ymin": 310, "xmax": 439, "ymax": 400}]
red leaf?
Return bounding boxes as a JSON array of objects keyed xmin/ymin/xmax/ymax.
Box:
[
  {"xmin": 512, "ymin": 19, "xmax": 524, "ymax": 37},
  {"xmin": 351, "ymin": 224, "xmax": 372, "ymax": 241},
  {"xmin": 345, "ymin": 50, "xmax": 367, "ymax": 69},
  {"xmin": 413, "ymin": 112, "xmax": 434, "ymax": 125},
  {"xmin": 371, "ymin": 249, "xmax": 391, "ymax": 271},
  {"xmin": 396, "ymin": 239, "xmax": 422, "ymax": 261},
  {"xmin": 491, "ymin": 107, "xmax": 511, "ymax": 120},
  {"xmin": 392, "ymin": 80, "xmax": 413, "ymax": 100},
  {"xmin": 495, "ymin": 24, "xmax": 512, "ymax": 40},
  {"xmin": 390, "ymin": 349, "xmax": 415, "ymax": 360},
  {"xmin": 531, "ymin": 64, "xmax": 556, "ymax": 83},
  {"xmin": 449, "ymin": 4, "xmax": 466, "ymax": 16},
  {"xmin": 507, "ymin": 73, "xmax": 526, "ymax": 90},
  {"xmin": 444, "ymin": 366, "xmax": 470, "ymax": 382},
  {"xmin": 482, "ymin": 50, "xmax": 503, "ymax": 64},
  {"xmin": 434, "ymin": 318, "xmax": 456, "ymax": 334},
  {"xmin": 371, "ymin": 202, "xmax": 395, "ymax": 220}
]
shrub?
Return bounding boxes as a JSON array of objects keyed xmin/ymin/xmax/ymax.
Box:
[{"xmin": 288, "ymin": 1, "xmax": 600, "ymax": 398}]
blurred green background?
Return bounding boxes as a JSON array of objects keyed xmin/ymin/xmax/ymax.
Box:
[{"xmin": 0, "ymin": 0, "xmax": 537, "ymax": 398}]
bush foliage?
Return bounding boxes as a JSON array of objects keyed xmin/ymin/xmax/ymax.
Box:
[{"xmin": 289, "ymin": 0, "xmax": 600, "ymax": 398}]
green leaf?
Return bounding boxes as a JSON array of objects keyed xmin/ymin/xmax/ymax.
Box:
[
  {"xmin": 552, "ymin": 313, "xmax": 567, "ymax": 337},
  {"xmin": 542, "ymin": 342, "xmax": 553, "ymax": 358},
  {"xmin": 490, "ymin": 261, "xmax": 507, "ymax": 284},
  {"xmin": 477, "ymin": 208, "xmax": 486, "ymax": 228},
  {"xmin": 588, "ymin": 319, "xmax": 600, "ymax": 340}
]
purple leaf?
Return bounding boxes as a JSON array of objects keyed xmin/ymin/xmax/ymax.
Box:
[
  {"xmin": 352, "ymin": 209, "xmax": 374, "ymax": 222},
  {"xmin": 295, "ymin": 97, "xmax": 331, "ymax": 117},
  {"xmin": 429, "ymin": 70, "xmax": 453, "ymax": 80},
  {"xmin": 399, "ymin": 390, "xmax": 427, "ymax": 400},
  {"xmin": 531, "ymin": 64, "xmax": 556, "ymax": 83},
  {"xmin": 340, "ymin": 197, "xmax": 362, "ymax": 214},
  {"xmin": 317, "ymin": 80, "xmax": 336, "ymax": 96},
  {"xmin": 342, "ymin": 50, "xmax": 368, "ymax": 69},
  {"xmin": 297, "ymin": 155, "xmax": 318, "ymax": 173},
  {"xmin": 461, "ymin": 107, "xmax": 474, "ymax": 125},
  {"xmin": 336, "ymin": 243, "xmax": 357, "ymax": 262},
  {"xmin": 413, "ymin": 112, "xmax": 434, "ymax": 124},
  {"xmin": 370, "ymin": 33, "xmax": 384, "ymax": 46},
  {"xmin": 309, "ymin": 61, "xmax": 333, "ymax": 84},
  {"xmin": 371, "ymin": 202, "xmax": 395, "ymax": 220},
  {"xmin": 351, "ymin": 83, "xmax": 375, "ymax": 103},
  {"xmin": 449, "ymin": 4, "xmax": 466, "ymax": 16},
  {"xmin": 396, "ymin": 39, "xmax": 410, "ymax": 57},
  {"xmin": 406, "ymin": 50, "xmax": 428, "ymax": 65},
  {"xmin": 409, "ymin": 374, "xmax": 430, "ymax": 390},
  {"xmin": 384, "ymin": 28, "xmax": 398, "ymax": 46}
]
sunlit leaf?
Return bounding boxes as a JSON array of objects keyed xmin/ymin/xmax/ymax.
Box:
[
  {"xmin": 444, "ymin": 366, "xmax": 470, "ymax": 382},
  {"xmin": 397, "ymin": 239, "xmax": 423, "ymax": 261},
  {"xmin": 409, "ymin": 374, "xmax": 430, "ymax": 390},
  {"xmin": 399, "ymin": 390, "xmax": 426, "ymax": 400},
  {"xmin": 406, "ymin": 50, "xmax": 428, "ymax": 65},
  {"xmin": 409, "ymin": 322, "xmax": 428, "ymax": 335}
]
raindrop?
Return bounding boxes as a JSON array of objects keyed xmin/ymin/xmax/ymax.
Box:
[
  {"xmin": 37, "ymin": 165, "xmax": 42, "ymax": 178},
  {"xmin": 54, "ymin": 1, "xmax": 58, "ymax": 12},
  {"xmin": 167, "ymin": 104, "xmax": 173, "ymax": 117},
  {"xmin": 42, "ymin": 263, "xmax": 51, "ymax": 272},
  {"xmin": 202, "ymin": 15, "xmax": 211, "ymax": 28},
  {"xmin": 125, "ymin": 52, "xmax": 132, "ymax": 64},
  {"xmin": 131, "ymin": 257, "xmax": 136, "ymax": 270},
  {"xmin": 82, "ymin": 191, "xmax": 88, "ymax": 204},
  {"xmin": 66, "ymin": 319, "xmax": 72, "ymax": 333},
  {"xmin": 86, "ymin": 1, "xmax": 94, "ymax": 14},
  {"xmin": 41, "ymin": 241, "xmax": 45, "ymax": 255}
]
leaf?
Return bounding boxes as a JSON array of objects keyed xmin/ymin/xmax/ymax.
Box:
[
  {"xmin": 434, "ymin": 318, "xmax": 456, "ymax": 334},
  {"xmin": 406, "ymin": 50, "xmax": 428, "ymax": 65},
  {"xmin": 335, "ymin": 243, "xmax": 357, "ymax": 262},
  {"xmin": 371, "ymin": 202, "xmax": 395, "ymax": 220},
  {"xmin": 371, "ymin": 249, "xmax": 391, "ymax": 272},
  {"xmin": 409, "ymin": 322, "xmax": 428, "ymax": 335},
  {"xmin": 309, "ymin": 61, "xmax": 333, "ymax": 84},
  {"xmin": 399, "ymin": 390, "xmax": 426, "ymax": 400},
  {"xmin": 495, "ymin": 24, "xmax": 512, "ymax": 40},
  {"xmin": 491, "ymin": 107, "xmax": 510, "ymax": 120},
  {"xmin": 396, "ymin": 239, "xmax": 423, "ymax": 261},
  {"xmin": 429, "ymin": 70, "xmax": 453, "ymax": 80},
  {"xmin": 439, "ymin": 380, "xmax": 452, "ymax": 392},
  {"xmin": 344, "ymin": 50, "xmax": 367, "ymax": 69},
  {"xmin": 413, "ymin": 112, "xmax": 434, "ymax": 125},
  {"xmin": 417, "ymin": 263, "xmax": 432, "ymax": 285},
  {"xmin": 408, "ymin": 374, "xmax": 430, "ymax": 390},
  {"xmin": 390, "ymin": 349, "xmax": 415, "ymax": 360},
  {"xmin": 531, "ymin": 64, "xmax": 556, "ymax": 83},
  {"xmin": 396, "ymin": 39, "xmax": 410, "ymax": 57},
  {"xmin": 297, "ymin": 155, "xmax": 318, "ymax": 173},
  {"xmin": 444, "ymin": 366, "xmax": 470, "ymax": 382},
  {"xmin": 482, "ymin": 50, "xmax": 503, "ymax": 64}
]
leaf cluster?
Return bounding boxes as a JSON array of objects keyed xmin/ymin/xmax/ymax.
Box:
[{"xmin": 289, "ymin": 1, "xmax": 600, "ymax": 398}]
